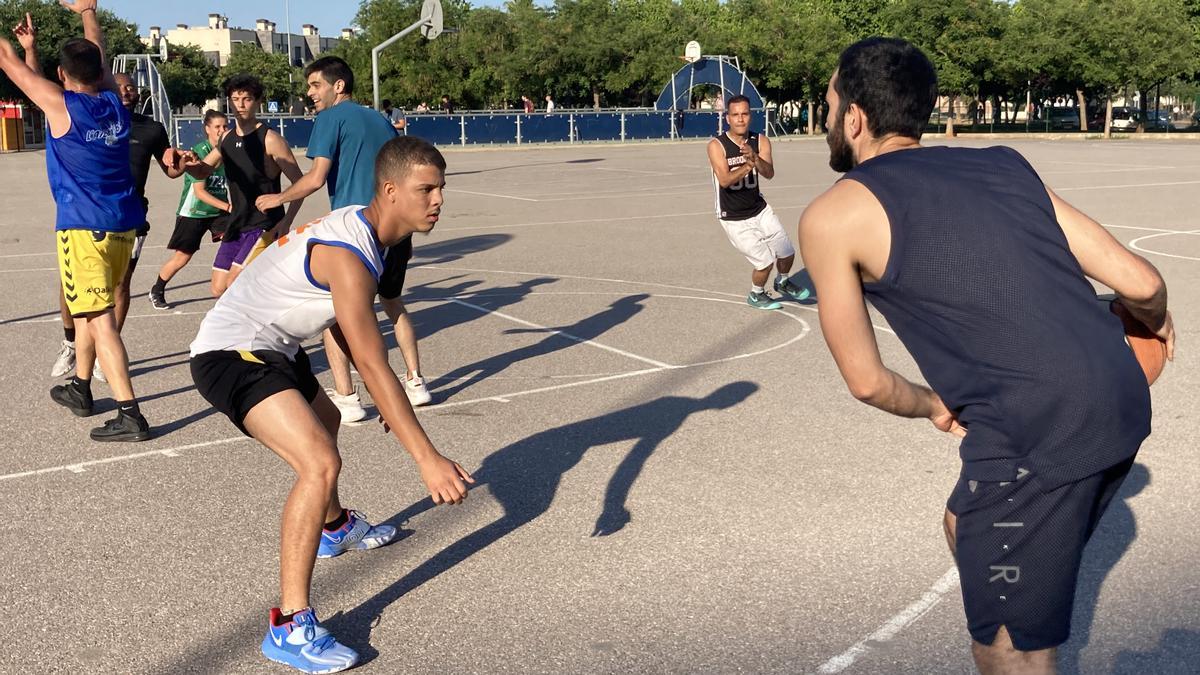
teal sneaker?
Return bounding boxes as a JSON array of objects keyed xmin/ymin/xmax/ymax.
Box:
[
  {"xmin": 747, "ymin": 290, "xmax": 783, "ymax": 310},
  {"xmin": 774, "ymin": 275, "xmax": 812, "ymax": 301}
]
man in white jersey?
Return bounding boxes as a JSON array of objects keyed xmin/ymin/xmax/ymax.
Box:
[
  {"xmin": 707, "ymin": 95, "xmax": 810, "ymax": 309},
  {"xmin": 189, "ymin": 136, "xmax": 473, "ymax": 673}
]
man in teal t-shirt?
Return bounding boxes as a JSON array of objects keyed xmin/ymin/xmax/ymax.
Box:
[
  {"xmin": 149, "ymin": 110, "xmax": 231, "ymax": 309},
  {"xmin": 254, "ymin": 56, "xmax": 434, "ymax": 422}
]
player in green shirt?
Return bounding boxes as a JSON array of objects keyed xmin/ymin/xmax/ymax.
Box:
[{"xmin": 149, "ymin": 110, "xmax": 231, "ymax": 309}]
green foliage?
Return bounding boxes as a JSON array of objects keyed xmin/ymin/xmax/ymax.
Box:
[
  {"xmin": 157, "ymin": 43, "xmax": 218, "ymax": 110},
  {"xmin": 0, "ymin": 0, "xmax": 144, "ymax": 103},
  {"xmin": 217, "ymin": 42, "xmax": 301, "ymax": 105}
]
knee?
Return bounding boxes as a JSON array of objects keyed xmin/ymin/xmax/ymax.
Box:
[{"xmin": 300, "ymin": 451, "xmax": 342, "ymax": 488}]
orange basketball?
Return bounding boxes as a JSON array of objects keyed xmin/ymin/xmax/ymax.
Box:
[{"xmin": 1110, "ymin": 300, "xmax": 1167, "ymax": 385}]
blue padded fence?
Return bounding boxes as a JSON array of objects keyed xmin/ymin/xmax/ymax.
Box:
[{"xmin": 173, "ymin": 109, "xmax": 767, "ymax": 150}]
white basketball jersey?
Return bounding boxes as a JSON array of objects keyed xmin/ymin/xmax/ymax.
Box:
[{"xmin": 190, "ymin": 206, "xmax": 386, "ymax": 359}]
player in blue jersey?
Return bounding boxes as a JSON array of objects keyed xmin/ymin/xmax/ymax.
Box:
[
  {"xmin": 799, "ymin": 38, "xmax": 1174, "ymax": 674},
  {"xmin": 0, "ymin": 0, "xmax": 197, "ymax": 440}
]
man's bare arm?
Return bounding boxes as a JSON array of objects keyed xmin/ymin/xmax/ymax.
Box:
[
  {"xmin": 61, "ymin": 0, "xmax": 118, "ymax": 93},
  {"xmin": 752, "ymin": 134, "xmax": 775, "ymax": 179},
  {"xmin": 0, "ymin": 38, "xmax": 68, "ymax": 136},
  {"xmin": 267, "ymin": 131, "xmax": 305, "ymax": 230},
  {"xmin": 707, "ymin": 138, "xmax": 754, "ymax": 188},
  {"xmin": 256, "ymin": 156, "xmax": 331, "ymax": 213}
]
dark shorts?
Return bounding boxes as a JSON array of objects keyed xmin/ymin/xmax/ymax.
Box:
[
  {"xmin": 947, "ymin": 455, "xmax": 1136, "ymax": 651},
  {"xmin": 377, "ymin": 236, "xmax": 414, "ymax": 300},
  {"xmin": 168, "ymin": 216, "xmax": 225, "ymax": 254},
  {"xmin": 213, "ymin": 227, "xmax": 265, "ymax": 272},
  {"xmin": 190, "ymin": 348, "xmax": 320, "ymax": 435}
]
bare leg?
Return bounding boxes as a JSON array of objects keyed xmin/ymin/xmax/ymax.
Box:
[
  {"xmin": 972, "ymin": 626, "xmax": 1056, "ymax": 675},
  {"xmin": 775, "ymin": 254, "xmax": 795, "ymax": 276},
  {"xmin": 944, "ymin": 508, "xmax": 958, "ymax": 557},
  {"xmin": 243, "ymin": 389, "xmax": 343, "ymax": 612},
  {"xmin": 73, "ymin": 314, "xmax": 95, "ymax": 381},
  {"xmin": 382, "ymin": 297, "xmax": 420, "ymax": 379},
  {"xmin": 751, "ymin": 265, "xmax": 772, "ymax": 288},
  {"xmin": 114, "ymin": 255, "xmax": 138, "ymax": 333},
  {"xmin": 157, "ymin": 250, "xmax": 194, "ymax": 285},
  {"xmin": 83, "ymin": 309, "xmax": 135, "ymax": 401},
  {"xmin": 59, "ymin": 289, "xmax": 72, "ymax": 332},
  {"xmin": 323, "ymin": 329, "xmax": 356, "ymax": 396},
  {"xmin": 211, "ymin": 269, "xmax": 231, "ymax": 297}
]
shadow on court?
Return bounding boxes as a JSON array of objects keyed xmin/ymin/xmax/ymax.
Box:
[
  {"xmin": 1059, "ymin": 462, "xmax": 1149, "ymax": 674},
  {"xmin": 406, "ymin": 276, "xmax": 557, "ymax": 341},
  {"xmin": 1113, "ymin": 628, "xmax": 1200, "ymax": 674},
  {"xmin": 411, "ymin": 233, "xmax": 512, "ymax": 265},
  {"xmin": 445, "ymin": 157, "xmax": 604, "ymax": 177},
  {"xmin": 323, "ymin": 381, "xmax": 759, "ymax": 663},
  {"xmin": 429, "ymin": 293, "xmax": 650, "ymax": 401}
]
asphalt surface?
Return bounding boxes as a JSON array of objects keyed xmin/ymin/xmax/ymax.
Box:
[{"xmin": 0, "ymin": 136, "xmax": 1196, "ymax": 674}]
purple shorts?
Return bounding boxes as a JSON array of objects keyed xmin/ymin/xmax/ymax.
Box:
[{"xmin": 213, "ymin": 227, "xmax": 265, "ymax": 272}]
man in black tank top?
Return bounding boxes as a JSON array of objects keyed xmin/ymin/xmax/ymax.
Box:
[
  {"xmin": 798, "ymin": 38, "xmax": 1174, "ymax": 673},
  {"xmin": 706, "ymin": 95, "xmax": 810, "ymax": 309},
  {"xmin": 194, "ymin": 74, "xmax": 304, "ymax": 296}
]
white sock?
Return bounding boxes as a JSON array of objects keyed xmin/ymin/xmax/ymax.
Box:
[{"xmin": 751, "ymin": 285, "xmax": 765, "ymax": 294}]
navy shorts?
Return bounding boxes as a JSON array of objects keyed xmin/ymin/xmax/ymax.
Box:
[{"xmin": 947, "ymin": 456, "xmax": 1136, "ymax": 651}]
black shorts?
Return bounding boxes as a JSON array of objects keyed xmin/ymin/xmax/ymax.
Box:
[
  {"xmin": 377, "ymin": 236, "xmax": 414, "ymax": 300},
  {"xmin": 168, "ymin": 216, "xmax": 225, "ymax": 254},
  {"xmin": 947, "ymin": 455, "xmax": 1136, "ymax": 651},
  {"xmin": 190, "ymin": 348, "xmax": 320, "ymax": 436}
]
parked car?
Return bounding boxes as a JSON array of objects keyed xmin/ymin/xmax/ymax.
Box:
[
  {"xmin": 1109, "ymin": 107, "xmax": 1141, "ymax": 130},
  {"xmin": 1046, "ymin": 107, "xmax": 1081, "ymax": 130}
]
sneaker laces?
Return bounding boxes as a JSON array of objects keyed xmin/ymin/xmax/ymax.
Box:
[{"xmin": 294, "ymin": 611, "xmax": 336, "ymax": 653}]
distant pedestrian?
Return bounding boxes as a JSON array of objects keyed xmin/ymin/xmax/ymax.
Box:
[{"xmin": 544, "ymin": 94, "xmax": 555, "ymax": 114}]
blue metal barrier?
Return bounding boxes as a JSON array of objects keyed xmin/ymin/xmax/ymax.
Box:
[{"xmin": 173, "ymin": 108, "xmax": 771, "ymax": 150}]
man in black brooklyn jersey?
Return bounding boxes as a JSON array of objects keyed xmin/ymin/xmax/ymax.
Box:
[{"xmin": 707, "ymin": 95, "xmax": 810, "ymax": 309}]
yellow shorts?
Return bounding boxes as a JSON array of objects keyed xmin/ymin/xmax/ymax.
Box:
[
  {"xmin": 244, "ymin": 229, "xmax": 277, "ymax": 266},
  {"xmin": 57, "ymin": 228, "xmax": 136, "ymax": 316}
]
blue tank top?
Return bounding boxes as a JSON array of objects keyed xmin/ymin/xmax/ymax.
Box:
[
  {"xmin": 845, "ymin": 146, "xmax": 1150, "ymax": 488},
  {"xmin": 46, "ymin": 90, "xmax": 146, "ymax": 232}
]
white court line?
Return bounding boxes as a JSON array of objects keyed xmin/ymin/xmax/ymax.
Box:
[
  {"xmin": 590, "ymin": 166, "xmax": 681, "ymax": 176},
  {"xmin": 1056, "ymin": 179, "xmax": 1200, "ymax": 191},
  {"xmin": 448, "ymin": 297, "xmax": 676, "ymax": 369},
  {"xmin": 816, "ymin": 567, "xmax": 960, "ymax": 673},
  {"xmin": 1128, "ymin": 229, "xmax": 1200, "ymax": 262},
  {"xmin": 0, "ymin": 267, "xmax": 57, "ymax": 273},
  {"xmin": 5, "ymin": 309, "xmax": 207, "ymax": 326},
  {"xmin": 424, "ymin": 367, "xmax": 666, "ymax": 410},
  {"xmin": 0, "ymin": 437, "xmax": 249, "ymax": 482},
  {"xmin": 0, "ymin": 244, "xmax": 168, "ymax": 260},
  {"xmin": 447, "ymin": 188, "xmax": 538, "ymax": 202}
]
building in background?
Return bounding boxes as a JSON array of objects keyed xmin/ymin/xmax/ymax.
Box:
[{"xmin": 142, "ymin": 14, "xmax": 353, "ymax": 68}]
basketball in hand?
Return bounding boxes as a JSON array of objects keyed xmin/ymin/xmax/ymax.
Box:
[{"xmin": 1110, "ymin": 299, "xmax": 1167, "ymax": 385}]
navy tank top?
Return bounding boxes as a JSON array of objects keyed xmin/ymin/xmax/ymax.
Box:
[
  {"xmin": 713, "ymin": 132, "xmax": 767, "ymax": 220},
  {"xmin": 845, "ymin": 145, "xmax": 1150, "ymax": 487},
  {"xmin": 45, "ymin": 90, "xmax": 145, "ymax": 232}
]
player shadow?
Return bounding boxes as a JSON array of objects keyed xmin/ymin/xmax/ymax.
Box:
[
  {"xmin": 787, "ymin": 267, "xmax": 817, "ymax": 305},
  {"xmin": 1112, "ymin": 628, "xmax": 1200, "ymax": 673},
  {"xmin": 429, "ymin": 293, "xmax": 650, "ymax": 401},
  {"xmin": 1058, "ymin": 462, "xmax": 1149, "ymax": 674},
  {"xmin": 322, "ymin": 381, "xmax": 759, "ymax": 662},
  {"xmin": 410, "ymin": 233, "xmax": 512, "ymax": 266},
  {"xmin": 445, "ymin": 157, "xmax": 604, "ymax": 176},
  {"xmin": 150, "ymin": 406, "xmax": 218, "ymax": 437},
  {"xmin": 404, "ymin": 276, "xmax": 557, "ymax": 341}
]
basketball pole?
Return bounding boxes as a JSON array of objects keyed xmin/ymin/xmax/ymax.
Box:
[{"xmin": 372, "ymin": 0, "xmax": 444, "ymax": 111}]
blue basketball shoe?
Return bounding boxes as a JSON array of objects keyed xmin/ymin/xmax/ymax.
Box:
[
  {"xmin": 317, "ymin": 510, "xmax": 398, "ymax": 559},
  {"xmin": 261, "ymin": 608, "xmax": 359, "ymax": 673}
]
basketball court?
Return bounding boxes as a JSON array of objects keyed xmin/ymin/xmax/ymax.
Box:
[{"xmin": 0, "ymin": 136, "xmax": 1196, "ymax": 673}]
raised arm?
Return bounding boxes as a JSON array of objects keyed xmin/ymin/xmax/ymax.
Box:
[
  {"xmin": 707, "ymin": 137, "xmax": 754, "ymax": 188},
  {"xmin": 0, "ymin": 35, "xmax": 68, "ymax": 136},
  {"xmin": 311, "ymin": 245, "xmax": 474, "ymax": 505},
  {"xmin": 60, "ymin": 0, "xmax": 117, "ymax": 93},
  {"xmin": 1047, "ymin": 187, "xmax": 1173, "ymax": 357},
  {"xmin": 13, "ymin": 13, "xmax": 37, "ymax": 70}
]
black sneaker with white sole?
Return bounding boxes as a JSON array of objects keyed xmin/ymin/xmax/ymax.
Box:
[
  {"xmin": 90, "ymin": 411, "xmax": 151, "ymax": 442},
  {"xmin": 148, "ymin": 288, "xmax": 171, "ymax": 310},
  {"xmin": 51, "ymin": 381, "xmax": 94, "ymax": 417}
]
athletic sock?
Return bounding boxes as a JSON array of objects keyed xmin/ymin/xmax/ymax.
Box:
[
  {"xmin": 70, "ymin": 376, "xmax": 90, "ymax": 392},
  {"xmin": 152, "ymin": 276, "xmax": 167, "ymax": 293},
  {"xmin": 323, "ymin": 509, "xmax": 349, "ymax": 532},
  {"xmin": 751, "ymin": 285, "xmax": 766, "ymax": 295},
  {"xmin": 64, "ymin": 327, "xmax": 75, "ymax": 343},
  {"xmin": 117, "ymin": 399, "xmax": 141, "ymax": 417}
]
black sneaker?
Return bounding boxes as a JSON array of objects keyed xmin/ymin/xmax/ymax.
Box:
[
  {"xmin": 51, "ymin": 382, "xmax": 94, "ymax": 417},
  {"xmin": 148, "ymin": 288, "xmax": 171, "ymax": 310},
  {"xmin": 90, "ymin": 412, "xmax": 151, "ymax": 442}
]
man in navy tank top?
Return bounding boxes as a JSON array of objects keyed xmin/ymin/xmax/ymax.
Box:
[
  {"xmin": 0, "ymin": 0, "xmax": 161, "ymax": 441},
  {"xmin": 798, "ymin": 38, "xmax": 1175, "ymax": 673}
]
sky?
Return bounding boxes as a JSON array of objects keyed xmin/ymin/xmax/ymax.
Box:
[{"xmin": 105, "ymin": 1, "xmax": 362, "ymax": 37}]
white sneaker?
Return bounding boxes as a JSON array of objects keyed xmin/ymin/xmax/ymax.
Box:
[
  {"xmin": 51, "ymin": 340, "xmax": 76, "ymax": 378},
  {"xmin": 93, "ymin": 360, "xmax": 107, "ymax": 383},
  {"xmin": 404, "ymin": 374, "xmax": 433, "ymax": 406},
  {"xmin": 326, "ymin": 387, "xmax": 368, "ymax": 424}
]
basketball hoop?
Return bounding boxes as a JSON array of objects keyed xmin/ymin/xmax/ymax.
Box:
[{"xmin": 683, "ymin": 40, "xmax": 701, "ymax": 64}]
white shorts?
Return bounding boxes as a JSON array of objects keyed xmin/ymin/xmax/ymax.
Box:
[{"xmin": 718, "ymin": 204, "xmax": 795, "ymax": 270}]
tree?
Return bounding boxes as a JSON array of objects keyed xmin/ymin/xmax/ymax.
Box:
[
  {"xmin": 157, "ymin": 43, "xmax": 217, "ymax": 111},
  {"xmin": 217, "ymin": 42, "xmax": 300, "ymax": 106},
  {"xmin": 0, "ymin": 0, "xmax": 144, "ymax": 103}
]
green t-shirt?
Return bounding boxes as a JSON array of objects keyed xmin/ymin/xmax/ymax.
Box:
[{"xmin": 176, "ymin": 140, "xmax": 228, "ymax": 218}]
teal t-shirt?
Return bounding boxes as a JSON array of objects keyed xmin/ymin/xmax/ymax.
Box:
[{"xmin": 307, "ymin": 101, "xmax": 398, "ymax": 210}]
